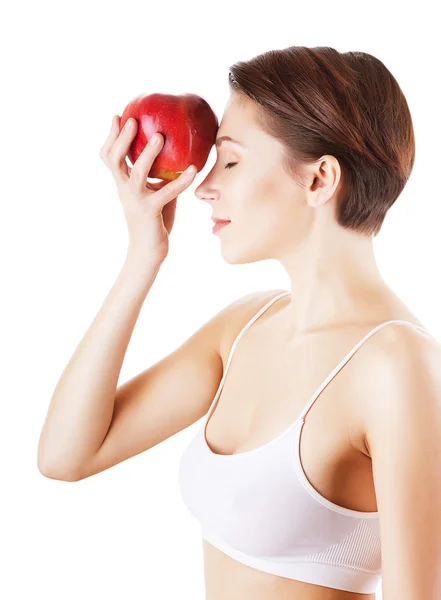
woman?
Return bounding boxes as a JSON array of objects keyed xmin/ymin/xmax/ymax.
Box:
[{"xmin": 38, "ymin": 45, "xmax": 441, "ymax": 599}]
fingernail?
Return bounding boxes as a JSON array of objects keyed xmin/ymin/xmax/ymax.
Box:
[
  {"xmin": 184, "ymin": 165, "xmax": 195, "ymax": 176},
  {"xmin": 149, "ymin": 133, "xmax": 160, "ymax": 147}
]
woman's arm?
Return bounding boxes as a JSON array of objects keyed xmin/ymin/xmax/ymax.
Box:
[{"xmin": 361, "ymin": 327, "xmax": 441, "ymax": 600}]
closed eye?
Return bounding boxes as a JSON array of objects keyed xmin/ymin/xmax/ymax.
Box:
[{"xmin": 225, "ymin": 162, "xmax": 237, "ymax": 170}]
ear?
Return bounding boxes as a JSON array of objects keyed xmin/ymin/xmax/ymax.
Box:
[{"xmin": 306, "ymin": 155, "xmax": 342, "ymax": 208}]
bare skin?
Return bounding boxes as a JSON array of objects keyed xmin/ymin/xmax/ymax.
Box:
[
  {"xmin": 200, "ymin": 289, "xmax": 427, "ymax": 600},
  {"xmin": 193, "ymin": 92, "xmax": 430, "ymax": 598}
]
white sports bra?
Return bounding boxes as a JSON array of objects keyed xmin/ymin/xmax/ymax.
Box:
[{"xmin": 178, "ymin": 290, "xmax": 432, "ymax": 594}]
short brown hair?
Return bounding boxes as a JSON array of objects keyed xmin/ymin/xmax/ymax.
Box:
[{"xmin": 228, "ymin": 46, "xmax": 415, "ymax": 237}]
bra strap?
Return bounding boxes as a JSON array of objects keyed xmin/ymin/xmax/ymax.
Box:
[
  {"xmin": 205, "ymin": 290, "xmax": 290, "ymax": 421},
  {"xmin": 298, "ymin": 319, "xmax": 432, "ymax": 423}
]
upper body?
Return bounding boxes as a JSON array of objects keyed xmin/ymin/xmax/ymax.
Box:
[
  {"xmin": 179, "ymin": 287, "xmax": 441, "ymax": 600},
  {"xmin": 63, "ymin": 282, "xmax": 441, "ymax": 599}
]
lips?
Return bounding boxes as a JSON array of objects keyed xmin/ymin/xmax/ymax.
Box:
[{"xmin": 211, "ymin": 217, "xmax": 231, "ymax": 224}]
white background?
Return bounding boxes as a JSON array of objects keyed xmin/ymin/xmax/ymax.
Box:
[{"xmin": 1, "ymin": 0, "xmax": 439, "ymax": 598}]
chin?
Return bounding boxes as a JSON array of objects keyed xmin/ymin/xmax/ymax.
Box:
[{"xmin": 217, "ymin": 226, "xmax": 277, "ymax": 265}]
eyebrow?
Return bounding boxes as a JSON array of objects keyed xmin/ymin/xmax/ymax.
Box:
[{"xmin": 215, "ymin": 135, "xmax": 245, "ymax": 148}]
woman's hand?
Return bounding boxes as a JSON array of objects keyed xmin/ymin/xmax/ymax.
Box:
[{"xmin": 99, "ymin": 115, "xmax": 197, "ymax": 265}]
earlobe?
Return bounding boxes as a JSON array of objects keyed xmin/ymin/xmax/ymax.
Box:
[{"xmin": 307, "ymin": 194, "xmax": 325, "ymax": 208}]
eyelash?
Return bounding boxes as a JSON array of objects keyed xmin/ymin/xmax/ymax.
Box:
[{"xmin": 224, "ymin": 162, "xmax": 237, "ymax": 170}]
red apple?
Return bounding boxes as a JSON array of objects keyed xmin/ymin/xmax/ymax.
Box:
[{"xmin": 120, "ymin": 92, "xmax": 219, "ymax": 181}]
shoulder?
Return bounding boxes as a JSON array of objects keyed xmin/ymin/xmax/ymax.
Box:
[
  {"xmin": 356, "ymin": 322, "xmax": 441, "ymax": 457},
  {"xmin": 359, "ymin": 321, "xmax": 440, "ymax": 381},
  {"xmin": 218, "ymin": 288, "xmax": 289, "ymax": 360}
]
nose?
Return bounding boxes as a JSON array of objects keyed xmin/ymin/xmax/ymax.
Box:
[{"xmin": 194, "ymin": 181, "xmax": 220, "ymax": 208}]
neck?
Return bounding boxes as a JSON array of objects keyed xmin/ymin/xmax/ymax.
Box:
[{"xmin": 277, "ymin": 225, "xmax": 390, "ymax": 339}]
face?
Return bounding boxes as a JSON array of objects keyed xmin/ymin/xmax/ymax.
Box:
[{"xmin": 194, "ymin": 93, "xmax": 328, "ymax": 265}]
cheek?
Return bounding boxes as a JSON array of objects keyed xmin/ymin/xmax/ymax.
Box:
[
  {"xmin": 247, "ymin": 172, "xmax": 282, "ymax": 216},
  {"xmin": 238, "ymin": 197, "xmax": 281, "ymax": 237},
  {"xmin": 231, "ymin": 166, "xmax": 288, "ymax": 224},
  {"xmin": 239, "ymin": 169, "xmax": 274, "ymax": 204},
  {"xmin": 247, "ymin": 177, "xmax": 296, "ymax": 234}
]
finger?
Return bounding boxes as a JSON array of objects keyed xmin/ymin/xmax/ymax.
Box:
[
  {"xmin": 130, "ymin": 132, "xmax": 165, "ymax": 191},
  {"xmin": 99, "ymin": 115, "xmax": 120, "ymax": 158},
  {"xmin": 108, "ymin": 117, "xmax": 137, "ymax": 183},
  {"xmin": 149, "ymin": 165, "xmax": 197, "ymax": 216}
]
